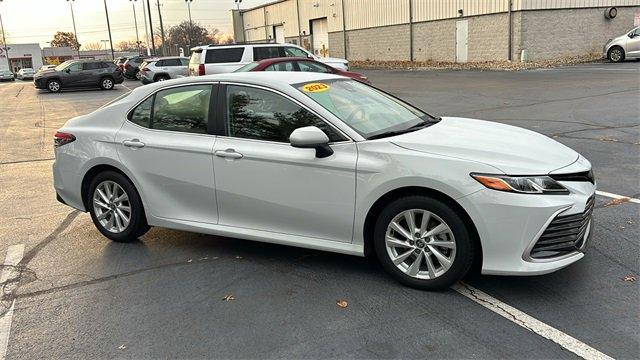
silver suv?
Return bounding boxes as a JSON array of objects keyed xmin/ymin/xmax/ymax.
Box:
[
  {"xmin": 139, "ymin": 57, "xmax": 189, "ymax": 84},
  {"xmin": 604, "ymin": 26, "xmax": 640, "ymax": 62},
  {"xmin": 189, "ymin": 43, "xmax": 349, "ymax": 76}
]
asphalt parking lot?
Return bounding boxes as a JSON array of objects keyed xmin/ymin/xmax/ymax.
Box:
[{"xmin": 0, "ymin": 62, "xmax": 638, "ymax": 359}]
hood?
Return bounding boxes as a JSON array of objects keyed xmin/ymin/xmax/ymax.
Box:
[{"xmin": 390, "ymin": 117, "xmax": 579, "ymax": 175}]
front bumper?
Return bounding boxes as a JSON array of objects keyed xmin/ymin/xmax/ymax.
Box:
[{"xmin": 458, "ymin": 180, "xmax": 596, "ymax": 275}]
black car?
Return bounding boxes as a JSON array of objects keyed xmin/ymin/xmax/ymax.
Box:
[
  {"xmin": 34, "ymin": 60, "xmax": 124, "ymax": 93},
  {"xmin": 122, "ymin": 56, "xmax": 150, "ymax": 79}
]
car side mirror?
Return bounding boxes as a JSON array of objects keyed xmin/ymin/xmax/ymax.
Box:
[
  {"xmin": 289, "ymin": 126, "xmax": 333, "ymax": 158},
  {"xmin": 65, "ymin": 68, "xmax": 71, "ymax": 73}
]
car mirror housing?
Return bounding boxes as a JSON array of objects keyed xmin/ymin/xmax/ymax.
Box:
[{"xmin": 289, "ymin": 126, "xmax": 333, "ymax": 158}]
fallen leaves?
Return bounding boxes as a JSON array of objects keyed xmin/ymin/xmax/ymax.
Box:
[
  {"xmin": 623, "ymin": 275, "xmax": 636, "ymax": 282},
  {"xmin": 336, "ymin": 299, "xmax": 348, "ymax": 308},
  {"xmin": 603, "ymin": 197, "xmax": 631, "ymax": 207},
  {"xmin": 222, "ymin": 294, "xmax": 236, "ymax": 301},
  {"xmin": 118, "ymin": 344, "xmax": 126, "ymax": 350},
  {"xmin": 598, "ymin": 137, "xmax": 618, "ymax": 142}
]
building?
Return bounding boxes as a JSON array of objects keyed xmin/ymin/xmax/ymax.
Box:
[
  {"xmin": 0, "ymin": 43, "xmax": 43, "ymax": 72},
  {"xmin": 42, "ymin": 47, "xmax": 139, "ymax": 63},
  {"xmin": 232, "ymin": 0, "xmax": 640, "ymax": 62}
]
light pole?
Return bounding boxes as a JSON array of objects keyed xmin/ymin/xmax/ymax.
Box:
[
  {"xmin": 146, "ymin": 0, "xmax": 155, "ymax": 55},
  {"xmin": 66, "ymin": 0, "xmax": 81, "ymax": 58},
  {"xmin": 130, "ymin": 0, "xmax": 141, "ymax": 55},
  {"xmin": 103, "ymin": 0, "xmax": 115, "ymax": 60},
  {"xmin": 185, "ymin": 0, "xmax": 193, "ymax": 51},
  {"xmin": 141, "ymin": 0, "xmax": 150, "ymax": 55},
  {"xmin": 0, "ymin": 0, "xmax": 10, "ymax": 69},
  {"xmin": 234, "ymin": 0, "xmax": 241, "ymax": 11}
]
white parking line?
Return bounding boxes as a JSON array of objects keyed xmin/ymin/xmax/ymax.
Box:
[
  {"xmin": 453, "ymin": 283, "xmax": 614, "ymax": 360},
  {"xmin": 0, "ymin": 244, "xmax": 25, "ymax": 360},
  {"xmin": 596, "ymin": 190, "xmax": 640, "ymax": 204},
  {"xmin": 121, "ymin": 84, "xmax": 133, "ymax": 91}
]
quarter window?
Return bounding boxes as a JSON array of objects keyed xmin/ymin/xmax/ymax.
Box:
[
  {"xmin": 152, "ymin": 85, "xmax": 212, "ymax": 134},
  {"xmin": 225, "ymin": 85, "xmax": 345, "ymax": 143},
  {"xmin": 297, "ymin": 61, "xmax": 331, "ymax": 73},
  {"xmin": 284, "ymin": 47, "xmax": 309, "ymax": 57},
  {"xmin": 130, "ymin": 96, "xmax": 153, "ymax": 128}
]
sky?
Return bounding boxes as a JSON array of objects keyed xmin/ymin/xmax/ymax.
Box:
[{"xmin": 0, "ymin": 0, "xmax": 269, "ymax": 49}]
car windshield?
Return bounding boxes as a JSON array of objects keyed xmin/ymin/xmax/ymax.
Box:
[
  {"xmin": 234, "ymin": 62, "xmax": 259, "ymax": 72},
  {"xmin": 54, "ymin": 61, "xmax": 73, "ymax": 71},
  {"xmin": 295, "ymin": 79, "xmax": 438, "ymax": 139}
]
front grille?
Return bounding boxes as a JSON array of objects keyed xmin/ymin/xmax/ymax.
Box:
[
  {"xmin": 530, "ymin": 195, "xmax": 595, "ymax": 259},
  {"xmin": 549, "ymin": 170, "xmax": 594, "ymax": 184}
]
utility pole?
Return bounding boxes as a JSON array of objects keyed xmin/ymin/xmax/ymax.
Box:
[
  {"xmin": 141, "ymin": 0, "xmax": 150, "ymax": 55},
  {"xmin": 66, "ymin": 0, "xmax": 81, "ymax": 58},
  {"xmin": 156, "ymin": 0, "xmax": 166, "ymax": 56},
  {"xmin": 131, "ymin": 0, "xmax": 141, "ymax": 55},
  {"xmin": 185, "ymin": 0, "xmax": 193, "ymax": 51},
  {"xmin": 146, "ymin": 0, "xmax": 156, "ymax": 55},
  {"xmin": 103, "ymin": 0, "xmax": 115, "ymax": 60},
  {"xmin": 0, "ymin": 0, "xmax": 10, "ymax": 69}
]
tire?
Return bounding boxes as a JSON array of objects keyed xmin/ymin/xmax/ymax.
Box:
[
  {"xmin": 154, "ymin": 75, "xmax": 169, "ymax": 82},
  {"xmin": 47, "ymin": 79, "xmax": 62, "ymax": 93},
  {"xmin": 373, "ymin": 195, "xmax": 475, "ymax": 290},
  {"xmin": 100, "ymin": 77, "xmax": 115, "ymax": 90},
  {"xmin": 607, "ymin": 46, "xmax": 625, "ymax": 63},
  {"xmin": 88, "ymin": 171, "xmax": 150, "ymax": 242}
]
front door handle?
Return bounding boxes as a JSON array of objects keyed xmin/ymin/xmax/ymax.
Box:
[
  {"xmin": 123, "ymin": 139, "xmax": 145, "ymax": 148},
  {"xmin": 215, "ymin": 149, "xmax": 243, "ymax": 159}
]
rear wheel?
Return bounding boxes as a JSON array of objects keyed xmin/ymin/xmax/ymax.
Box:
[
  {"xmin": 100, "ymin": 77, "xmax": 115, "ymax": 90},
  {"xmin": 88, "ymin": 171, "xmax": 149, "ymax": 242},
  {"xmin": 155, "ymin": 74, "xmax": 169, "ymax": 82},
  {"xmin": 47, "ymin": 79, "xmax": 61, "ymax": 92},
  {"xmin": 608, "ymin": 46, "xmax": 625, "ymax": 63},
  {"xmin": 373, "ymin": 196, "xmax": 475, "ymax": 290}
]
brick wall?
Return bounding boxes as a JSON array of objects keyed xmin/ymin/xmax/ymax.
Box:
[
  {"xmin": 412, "ymin": 19, "xmax": 456, "ymax": 62},
  {"xmin": 337, "ymin": 24, "xmax": 411, "ymax": 61},
  {"xmin": 468, "ymin": 13, "xmax": 510, "ymax": 61},
  {"xmin": 518, "ymin": 6, "xmax": 640, "ymax": 60}
]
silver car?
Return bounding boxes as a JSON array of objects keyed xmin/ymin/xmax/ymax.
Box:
[
  {"xmin": 604, "ymin": 26, "xmax": 640, "ymax": 62},
  {"xmin": 0, "ymin": 69, "xmax": 14, "ymax": 81},
  {"xmin": 139, "ymin": 57, "xmax": 189, "ymax": 84},
  {"xmin": 16, "ymin": 68, "xmax": 35, "ymax": 80}
]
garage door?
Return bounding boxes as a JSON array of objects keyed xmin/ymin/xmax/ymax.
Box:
[
  {"xmin": 274, "ymin": 25, "xmax": 285, "ymax": 44},
  {"xmin": 311, "ymin": 18, "xmax": 329, "ymax": 57}
]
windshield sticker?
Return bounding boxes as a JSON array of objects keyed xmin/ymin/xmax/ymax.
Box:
[{"xmin": 302, "ymin": 83, "xmax": 330, "ymax": 93}]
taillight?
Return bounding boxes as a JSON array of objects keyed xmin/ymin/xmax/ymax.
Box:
[
  {"xmin": 141, "ymin": 67, "xmax": 149, "ymax": 72},
  {"xmin": 198, "ymin": 64, "xmax": 205, "ymax": 76},
  {"xmin": 54, "ymin": 132, "xmax": 75, "ymax": 147},
  {"xmin": 125, "ymin": 63, "xmax": 131, "ymax": 68}
]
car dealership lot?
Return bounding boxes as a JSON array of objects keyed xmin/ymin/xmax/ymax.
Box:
[{"xmin": 0, "ymin": 64, "xmax": 638, "ymax": 359}]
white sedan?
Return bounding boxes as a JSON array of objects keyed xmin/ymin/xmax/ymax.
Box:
[{"xmin": 53, "ymin": 72, "xmax": 596, "ymax": 290}]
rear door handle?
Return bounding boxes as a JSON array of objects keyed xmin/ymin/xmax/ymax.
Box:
[
  {"xmin": 123, "ymin": 139, "xmax": 145, "ymax": 148},
  {"xmin": 215, "ymin": 149, "xmax": 243, "ymax": 159}
]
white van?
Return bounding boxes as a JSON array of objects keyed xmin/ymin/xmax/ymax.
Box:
[{"xmin": 188, "ymin": 43, "xmax": 349, "ymax": 76}]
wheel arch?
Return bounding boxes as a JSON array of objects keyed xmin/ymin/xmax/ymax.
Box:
[
  {"xmin": 80, "ymin": 163, "xmax": 143, "ymax": 214},
  {"xmin": 153, "ymin": 73, "xmax": 170, "ymax": 81},
  {"xmin": 362, "ymin": 186, "xmax": 482, "ymax": 270}
]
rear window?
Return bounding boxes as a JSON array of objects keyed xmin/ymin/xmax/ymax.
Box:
[
  {"xmin": 234, "ymin": 62, "xmax": 259, "ymax": 72},
  {"xmin": 204, "ymin": 48, "xmax": 244, "ymax": 63},
  {"xmin": 253, "ymin": 46, "xmax": 284, "ymax": 61}
]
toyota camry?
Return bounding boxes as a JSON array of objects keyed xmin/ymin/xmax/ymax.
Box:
[{"xmin": 53, "ymin": 72, "xmax": 596, "ymax": 290}]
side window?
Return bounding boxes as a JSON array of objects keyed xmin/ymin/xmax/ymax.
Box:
[
  {"xmin": 83, "ymin": 62, "xmax": 101, "ymax": 70},
  {"xmin": 226, "ymin": 85, "xmax": 346, "ymax": 143},
  {"xmin": 253, "ymin": 47, "xmax": 284, "ymax": 61},
  {"xmin": 284, "ymin": 47, "xmax": 309, "ymax": 57},
  {"xmin": 297, "ymin": 61, "xmax": 331, "ymax": 73},
  {"xmin": 205, "ymin": 48, "xmax": 245, "ymax": 63},
  {"xmin": 152, "ymin": 85, "xmax": 212, "ymax": 134},
  {"xmin": 129, "ymin": 96, "xmax": 153, "ymax": 128},
  {"xmin": 66, "ymin": 62, "xmax": 82, "ymax": 72},
  {"xmin": 163, "ymin": 59, "xmax": 180, "ymax": 66},
  {"xmin": 180, "ymin": 58, "xmax": 189, "ymax": 66},
  {"xmin": 156, "ymin": 60, "xmax": 165, "ymax": 67},
  {"xmin": 265, "ymin": 62, "xmax": 295, "ymax": 71}
]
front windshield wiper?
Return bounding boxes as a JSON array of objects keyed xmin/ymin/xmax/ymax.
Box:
[{"xmin": 367, "ymin": 120, "xmax": 436, "ymax": 140}]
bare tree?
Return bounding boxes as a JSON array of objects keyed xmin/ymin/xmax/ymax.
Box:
[{"xmin": 83, "ymin": 42, "xmax": 104, "ymax": 51}]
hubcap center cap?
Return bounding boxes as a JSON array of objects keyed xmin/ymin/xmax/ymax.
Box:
[{"xmin": 416, "ymin": 239, "xmax": 426, "ymax": 248}]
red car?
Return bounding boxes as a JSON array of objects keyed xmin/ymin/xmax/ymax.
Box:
[{"xmin": 235, "ymin": 57, "xmax": 370, "ymax": 84}]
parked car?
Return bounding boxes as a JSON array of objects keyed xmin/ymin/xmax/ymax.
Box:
[
  {"xmin": 189, "ymin": 43, "xmax": 349, "ymax": 76},
  {"xmin": 0, "ymin": 69, "xmax": 14, "ymax": 81},
  {"xmin": 235, "ymin": 57, "xmax": 369, "ymax": 83},
  {"xmin": 39, "ymin": 65, "xmax": 57, "ymax": 72},
  {"xmin": 52, "ymin": 72, "xmax": 595, "ymax": 290},
  {"xmin": 16, "ymin": 68, "xmax": 35, "ymax": 80},
  {"xmin": 34, "ymin": 60, "xmax": 124, "ymax": 92},
  {"xmin": 122, "ymin": 56, "xmax": 150, "ymax": 79},
  {"xmin": 604, "ymin": 26, "xmax": 640, "ymax": 62},
  {"xmin": 139, "ymin": 56, "xmax": 189, "ymax": 84}
]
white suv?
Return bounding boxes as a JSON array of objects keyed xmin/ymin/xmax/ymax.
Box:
[{"xmin": 189, "ymin": 43, "xmax": 349, "ymax": 76}]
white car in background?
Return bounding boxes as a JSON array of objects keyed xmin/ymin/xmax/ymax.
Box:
[
  {"xmin": 52, "ymin": 72, "xmax": 595, "ymax": 290},
  {"xmin": 189, "ymin": 43, "xmax": 349, "ymax": 76},
  {"xmin": 16, "ymin": 68, "xmax": 35, "ymax": 80},
  {"xmin": 604, "ymin": 26, "xmax": 640, "ymax": 62}
]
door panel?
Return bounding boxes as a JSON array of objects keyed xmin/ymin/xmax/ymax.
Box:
[
  {"xmin": 213, "ymin": 138, "xmax": 357, "ymax": 242},
  {"xmin": 311, "ymin": 18, "xmax": 329, "ymax": 57},
  {"xmin": 116, "ymin": 122, "xmax": 218, "ymax": 224}
]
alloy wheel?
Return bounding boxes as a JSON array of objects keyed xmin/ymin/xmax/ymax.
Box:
[
  {"xmin": 93, "ymin": 180, "xmax": 131, "ymax": 233},
  {"xmin": 385, "ymin": 209, "xmax": 456, "ymax": 279},
  {"xmin": 102, "ymin": 79, "xmax": 114, "ymax": 89},
  {"xmin": 48, "ymin": 81, "xmax": 60, "ymax": 92},
  {"xmin": 610, "ymin": 49, "xmax": 622, "ymax": 62}
]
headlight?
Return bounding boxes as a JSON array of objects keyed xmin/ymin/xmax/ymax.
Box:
[{"xmin": 471, "ymin": 174, "xmax": 569, "ymax": 194}]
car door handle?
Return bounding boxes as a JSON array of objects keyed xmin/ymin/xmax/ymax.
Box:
[
  {"xmin": 215, "ymin": 149, "xmax": 243, "ymax": 159},
  {"xmin": 123, "ymin": 139, "xmax": 145, "ymax": 148}
]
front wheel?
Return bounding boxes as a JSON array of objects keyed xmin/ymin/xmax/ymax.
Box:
[
  {"xmin": 100, "ymin": 77, "xmax": 115, "ymax": 90},
  {"xmin": 608, "ymin": 46, "xmax": 625, "ymax": 63},
  {"xmin": 47, "ymin": 79, "xmax": 61, "ymax": 92},
  {"xmin": 154, "ymin": 75, "xmax": 169, "ymax": 82},
  {"xmin": 88, "ymin": 171, "xmax": 149, "ymax": 242},
  {"xmin": 373, "ymin": 196, "xmax": 475, "ymax": 290}
]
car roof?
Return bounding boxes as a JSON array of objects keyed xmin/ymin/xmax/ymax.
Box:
[{"xmin": 191, "ymin": 43, "xmax": 297, "ymax": 51}]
